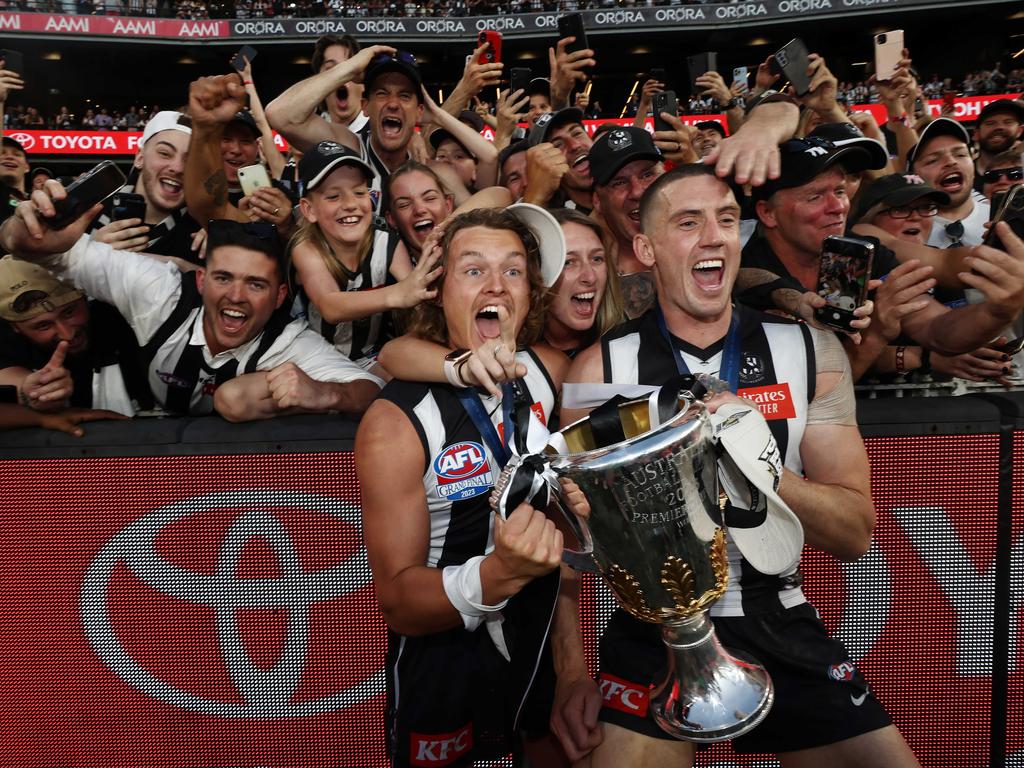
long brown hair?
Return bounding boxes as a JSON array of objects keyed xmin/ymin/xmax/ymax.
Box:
[
  {"xmin": 550, "ymin": 208, "xmax": 624, "ymax": 343},
  {"xmin": 405, "ymin": 208, "xmax": 551, "ymax": 347}
]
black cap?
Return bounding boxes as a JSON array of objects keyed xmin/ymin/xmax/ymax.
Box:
[
  {"xmin": 30, "ymin": 166, "xmax": 53, "ymax": 180},
  {"xmin": 1, "ymin": 136, "xmax": 25, "ymax": 153},
  {"xmin": 428, "ymin": 110, "xmax": 486, "ymax": 151},
  {"xmin": 695, "ymin": 120, "xmax": 727, "ymax": 138},
  {"xmin": 228, "ymin": 110, "xmax": 261, "ymax": 138},
  {"xmin": 364, "ymin": 50, "xmax": 423, "ymax": 99},
  {"xmin": 853, "ymin": 173, "xmax": 950, "ymax": 223},
  {"xmin": 809, "ymin": 122, "xmax": 888, "ymax": 171},
  {"xmin": 527, "ymin": 107, "xmax": 584, "ymax": 147},
  {"xmin": 299, "ymin": 140, "xmax": 376, "ymax": 194},
  {"xmin": 752, "ymin": 136, "xmax": 874, "ymax": 202},
  {"xmin": 905, "ymin": 117, "xmax": 971, "ymax": 171},
  {"xmin": 528, "ymin": 77, "xmax": 550, "ymax": 98},
  {"xmin": 977, "ymin": 98, "xmax": 1024, "ymax": 125},
  {"xmin": 588, "ymin": 126, "xmax": 663, "ymax": 187},
  {"xmin": 499, "ymin": 139, "xmax": 528, "ymax": 169}
]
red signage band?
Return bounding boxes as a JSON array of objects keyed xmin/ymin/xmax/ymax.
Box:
[
  {"xmin": 5, "ymin": 94, "xmax": 1018, "ymax": 157},
  {"xmin": 0, "ymin": 12, "xmax": 226, "ymax": 38}
]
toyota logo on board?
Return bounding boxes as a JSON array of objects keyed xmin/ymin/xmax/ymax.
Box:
[{"xmin": 8, "ymin": 132, "xmax": 34, "ymax": 150}]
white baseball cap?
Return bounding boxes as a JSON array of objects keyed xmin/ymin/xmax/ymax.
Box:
[
  {"xmin": 507, "ymin": 202, "xmax": 566, "ymax": 287},
  {"xmin": 711, "ymin": 403, "xmax": 804, "ymax": 575},
  {"xmin": 141, "ymin": 111, "xmax": 193, "ymax": 148}
]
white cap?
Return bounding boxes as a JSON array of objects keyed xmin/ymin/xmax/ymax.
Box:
[
  {"xmin": 141, "ymin": 111, "xmax": 193, "ymax": 148},
  {"xmin": 507, "ymin": 202, "xmax": 566, "ymax": 287},
  {"xmin": 711, "ymin": 403, "xmax": 804, "ymax": 575}
]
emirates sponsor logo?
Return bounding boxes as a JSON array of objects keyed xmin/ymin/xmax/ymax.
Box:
[
  {"xmin": 598, "ymin": 672, "xmax": 649, "ymax": 716},
  {"xmin": 410, "ymin": 724, "xmax": 473, "ymax": 766},
  {"xmin": 737, "ymin": 382, "xmax": 796, "ymax": 420}
]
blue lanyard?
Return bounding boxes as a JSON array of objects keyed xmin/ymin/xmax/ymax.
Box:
[
  {"xmin": 456, "ymin": 383, "xmax": 515, "ymax": 469},
  {"xmin": 656, "ymin": 306, "xmax": 743, "ymax": 393}
]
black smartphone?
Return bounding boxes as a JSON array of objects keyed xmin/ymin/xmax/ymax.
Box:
[
  {"xmin": 0, "ymin": 49, "xmax": 23, "ymax": 75},
  {"xmin": 814, "ymin": 235, "xmax": 875, "ymax": 332},
  {"xmin": 987, "ymin": 183, "xmax": 1024, "ymax": 251},
  {"xmin": 650, "ymin": 67, "xmax": 668, "ymax": 85},
  {"xmin": 510, "ymin": 67, "xmax": 531, "ymax": 97},
  {"xmin": 771, "ymin": 38, "xmax": 812, "ymax": 97},
  {"xmin": 996, "ymin": 336, "xmax": 1024, "ymax": 356},
  {"xmin": 558, "ymin": 13, "xmax": 588, "ymax": 55},
  {"xmin": 48, "ymin": 161, "xmax": 126, "ymax": 230},
  {"xmin": 231, "ymin": 44, "xmax": 257, "ymax": 72},
  {"xmin": 111, "ymin": 192, "xmax": 147, "ymax": 222},
  {"xmin": 686, "ymin": 52, "xmax": 718, "ymax": 97},
  {"xmin": 652, "ymin": 91, "xmax": 678, "ymax": 133}
]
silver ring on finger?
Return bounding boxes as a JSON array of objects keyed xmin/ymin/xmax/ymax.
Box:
[{"xmin": 493, "ymin": 344, "xmax": 502, "ymax": 359}]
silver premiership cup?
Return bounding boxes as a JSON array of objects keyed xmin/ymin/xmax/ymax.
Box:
[{"xmin": 551, "ymin": 392, "xmax": 774, "ymax": 742}]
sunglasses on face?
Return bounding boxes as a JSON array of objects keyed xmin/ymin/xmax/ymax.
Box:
[
  {"xmin": 981, "ymin": 167, "xmax": 1024, "ymax": 185},
  {"xmin": 880, "ymin": 202, "xmax": 939, "ymax": 219}
]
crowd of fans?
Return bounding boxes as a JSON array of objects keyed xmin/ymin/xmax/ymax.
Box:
[{"xmin": 0, "ymin": 19, "xmax": 1021, "ymax": 768}]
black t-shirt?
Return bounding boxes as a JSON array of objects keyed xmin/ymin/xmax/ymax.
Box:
[
  {"xmin": 0, "ymin": 300, "xmax": 152, "ymax": 409},
  {"xmin": 741, "ymin": 231, "xmax": 900, "ymax": 287}
]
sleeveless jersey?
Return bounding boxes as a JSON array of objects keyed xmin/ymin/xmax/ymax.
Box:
[{"xmin": 600, "ymin": 305, "xmax": 817, "ymax": 616}]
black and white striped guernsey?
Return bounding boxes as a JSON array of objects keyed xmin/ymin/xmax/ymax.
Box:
[
  {"xmin": 600, "ymin": 305, "xmax": 817, "ymax": 616},
  {"xmin": 296, "ymin": 229, "xmax": 397, "ymax": 366}
]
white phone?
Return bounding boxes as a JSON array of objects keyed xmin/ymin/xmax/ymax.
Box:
[
  {"xmin": 732, "ymin": 67, "xmax": 749, "ymax": 90},
  {"xmin": 238, "ymin": 163, "xmax": 272, "ymax": 196},
  {"xmin": 873, "ymin": 29, "xmax": 904, "ymax": 82}
]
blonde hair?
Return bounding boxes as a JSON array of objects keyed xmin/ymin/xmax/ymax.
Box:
[{"xmin": 289, "ymin": 183, "xmax": 375, "ymax": 291}]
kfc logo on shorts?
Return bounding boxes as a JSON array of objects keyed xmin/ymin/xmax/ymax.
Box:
[
  {"xmin": 828, "ymin": 660, "xmax": 856, "ymax": 682},
  {"xmin": 737, "ymin": 382, "xmax": 796, "ymax": 420},
  {"xmin": 410, "ymin": 723, "xmax": 473, "ymax": 766},
  {"xmin": 598, "ymin": 672, "xmax": 649, "ymax": 716},
  {"xmin": 434, "ymin": 441, "xmax": 493, "ymax": 501}
]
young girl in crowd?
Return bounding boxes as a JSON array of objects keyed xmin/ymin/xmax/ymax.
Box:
[
  {"xmin": 377, "ymin": 206, "xmax": 624, "ymax": 393},
  {"xmin": 289, "ymin": 141, "xmax": 440, "ymax": 376}
]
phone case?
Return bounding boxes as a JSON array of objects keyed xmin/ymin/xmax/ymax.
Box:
[
  {"xmin": 815, "ymin": 236, "xmax": 874, "ymax": 330},
  {"xmin": 772, "ymin": 39, "xmax": 811, "ymax": 96},
  {"xmin": 238, "ymin": 165, "xmax": 272, "ymax": 197},
  {"xmin": 652, "ymin": 91, "xmax": 678, "ymax": 133},
  {"xmin": 510, "ymin": 68, "xmax": 531, "ymax": 96},
  {"xmin": 873, "ymin": 30, "xmax": 904, "ymax": 81},
  {"xmin": 558, "ymin": 14, "xmax": 588, "ymax": 54},
  {"xmin": 49, "ymin": 161, "xmax": 126, "ymax": 230},
  {"xmin": 477, "ymin": 31, "xmax": 501, "ymax": 65}
]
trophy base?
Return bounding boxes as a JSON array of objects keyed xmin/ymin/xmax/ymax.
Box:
[{"xmin": 649, "ymin": 614, "xmax": 774, "ymax": 743}]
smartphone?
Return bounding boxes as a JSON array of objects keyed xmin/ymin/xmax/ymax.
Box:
[
  {"xmin": 231, "ymin": 44, "xmax": 257, "ymax": 73},
  {"xmin": 238, "ymin": 164, "xmax": 272, "ymax": 197},
  {"xmin": 558, "ymin": 13, "xmax": 588, "ymax": 55},
  {"xmin": 686, "ymin": 52, "xmax": 718, "ymax": 97},
  {"xmin": 0, "ymin": 49, "xmax": 23, "ymax": 75},
  {"xmin": 814, "ymin": 235, "xmax": 875, "ymax": 332},
  {"xmin": 110, "ymin": 192, "xmax": 147, "ymax": 222},
  {"xmin": 650, "ymin": 67, "xmax": 668, "ymax": 85},
  {"xmin": 510, "ymin": 67, "xmax": 531, "ymax": 97},
  {"xmin": 477, "ymin": 30, "xmax": 502, "ymax": 65},
  {"xmin": 771, "ymin": 38, "xmax": 812, "ymax": 97},
  {"xmin": 652, "ymin": 91, "xmax": 678, "ymax": 133},
  {"xmin": 986, "ymin": 183, "xmax": 1024, "ymax": 251},
  {"xmin": 732, "ymin": 66, "xmax": 749, "ymax": 89},
  {"xmin": 48, "ymin": 161, "xmax": 126, "ymax": 230},
  {"xmin": 873, "ymin": 30, "xmax": 904, "ymax": 82},
  {"xmin": 996, "ymin": 336, "xmax": 1024, "ymax": 356}
]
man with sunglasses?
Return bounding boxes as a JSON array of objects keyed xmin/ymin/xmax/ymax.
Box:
[
  {"xmin": 979, "ymin": 149, "xmax": 1024, "ymax": 201},
  {"xmin": 0, "ymin": 186, "xmax": 383, "ymax": 421},
  {"xmin": 907, "ymin": 118, "xmax": 990, "ymax": 249}
]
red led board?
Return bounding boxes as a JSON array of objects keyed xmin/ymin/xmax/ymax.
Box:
[{"xmin": 0, "ymin": 435, "xmax": 1016, "ymax": 767}]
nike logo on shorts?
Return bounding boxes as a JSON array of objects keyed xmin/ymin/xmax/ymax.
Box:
[{"xmin": 851, "ymin": 690, "xmax": 869, "ymax": 706}]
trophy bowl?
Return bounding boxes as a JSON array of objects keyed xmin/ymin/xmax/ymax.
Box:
[{"xmin": 550, "ymin": 392, "xmax": 774, "ymax": 742}]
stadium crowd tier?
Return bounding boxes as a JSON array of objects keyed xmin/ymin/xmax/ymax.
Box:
[{"xmin": 0, "ymin": 11, "xmax": 1023, "ymax": 767}]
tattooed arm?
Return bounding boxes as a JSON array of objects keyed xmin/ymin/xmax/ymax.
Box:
[{"xmin": 185, "ymin": 74, "xmax": 250, "ymax": 226}]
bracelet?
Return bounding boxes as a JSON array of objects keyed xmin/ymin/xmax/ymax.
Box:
[
  {"xmin": 443, "ymin": 348, "xmax": 473, "ymax": 388},
  {"xmin": 887, "ymin": 112, "xmax": 910, "ymax": 127},
  {"xmin": 243, "ymin": 80, "xmax": 254, "ymax": 85},
  {"xmin": 895, "ymin": 346, "xmax": 908, "ymax": 375}
]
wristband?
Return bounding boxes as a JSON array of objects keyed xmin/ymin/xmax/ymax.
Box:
[
  {"xmin": 895, "ymin": 345, "xmax": 908, "ymax": 375},
  {"xmin": 442, "ymin": 555, "xmax": 509, "ymax": 630},
  {"xmin": 243, "ymin": 80, "xmax": 254, "ymax": 85},
  {"xmin": 443, "ymin": 348, "xmax": 473, "ymax": 388},
  {"xmin": 887, "ymin": 112, "xmax": 910, "ymax": 127}
]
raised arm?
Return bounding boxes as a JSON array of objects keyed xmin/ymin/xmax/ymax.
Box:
[
  {"xmin": 422, "ymin": 89, "xmax": 499, "ymax": 189},
  {"xmin": 237, "ymin": 55, "xmax": 287, "ymax": 180},
  {"xmin": 264, "ymin": 44, "xmax": 394, "ymax": 153},
  {"xmin": 705, "ymin": 98, "xmax": 799, "ymax": 187}
]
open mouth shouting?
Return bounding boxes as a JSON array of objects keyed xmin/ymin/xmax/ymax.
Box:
[
  {"xmin": 335, "ymin": 84, "xmax": 350, "ymax": 109},
  {"xmin": 475, "ymin": 304, "xmax": 503, "ymax": 340},
  {"xmin": 570, "ymin": 291, "xmax": 595, "ymax": 318},
  {"xmin": 569, "ymin": 151, "xmax": 591, "ymax": 179},
  {"xmin": 380, "ymin": 115, "xmax": 404, "ymax": 139},
  {"xmin": 692, "ymin": 258, "xmax": 725, "ymax": 292},
  {"xmin": 218, "ymin": 305, "xmax": 249, "ymax": 337},
  {"xmin": 411, "ymin": 217, "xmax": 435, "ymax": 241},
  {"xmin": 938, "ymin": 170, "xmax": 964, "ymax": 195},
  {"xmin": 159, "ymin": 176, "xmax": 183, "ymax": 200}
]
